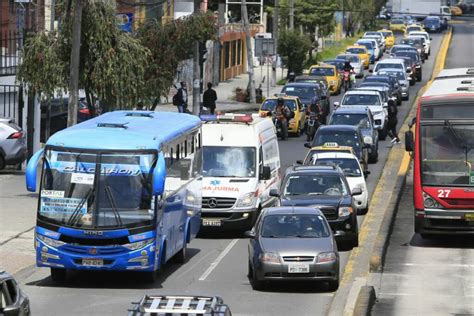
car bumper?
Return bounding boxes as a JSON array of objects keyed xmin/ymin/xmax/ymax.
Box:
[
  {"xmin": 354, "ymin": 190, "xmax": 368, "ymax": 210},
  {"xmin": 415, "ymin": 209, "xmax": 474, "ymax": 235},
  {"xmin": 328, "ymin": 216, "xmax": 357, "ymax": 241},
  {"xmin": 201, "ymin": 209, "xmax": 258, "ymax": 230},
  {"xmin": 255, "ymin": 260, "xmax": 338, "ymax": 282}
]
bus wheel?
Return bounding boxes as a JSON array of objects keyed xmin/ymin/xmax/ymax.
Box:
[
  {"xmin": 50, "ymin": 268, "xmax": 67, "ymax": 283},
  {"xmin": 174, "ymin": 243, "xmax": 187, "ymax": 264},
  {"xmin": 142, "ymin": 270, "xmax": 158, "ymax": 283}
]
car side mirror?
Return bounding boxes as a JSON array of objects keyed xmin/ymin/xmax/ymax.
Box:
[
  {"xmin": 26, "ymin": 148, "xmax": 44, "ymax": 192},
  {"xmin": 405, "ymin": 130, "xmax": 415, "ymax": 152},
  {"xmin": 244, "ymin": 230, "xmax": 256, "ymax": 238},
  {"xmin": 364, "ymin": 170, "xmax": 371, "ymax": 177},
  {"xmin": 3, "ymin": 305, "xmax": 21, "ymax": 316},
  {"xmin": 260, "ymin": 166, "xmax": 272, "ymax": 180},
  {"xmin": 333, "ymin": 101, "xmax": 340, "ymax": 107},
  {"xmin": 296, "ymin": 160, "xmax": 303, "ymax": 165},
  {"xmin": 351, "ymin": 187, "xmax": 363, "ymax": 196},
  {"xmin": 152, "ymin": 152, "xmax": 166, "ymax": 195},
  {"xmin": 369, "ymin": 69, "xmax": 373, "ymax": 73},
  {"xmin": 269, "ymin": 188, "xmax": 280, "ymax": 198},
  {"xmin": 304, "ymin": 142, "xmax": 312, "ymax": 148}
]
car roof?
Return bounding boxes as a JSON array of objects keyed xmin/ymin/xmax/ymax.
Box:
[
  {"xmin": 310, "ymin": 64, "xmax": 336, "ymax": 69},
  {"xmin": 377, "ymin": 68, "xmax": 404, "ymax": 74},
  {"xmin": 310, "ymin": 151, "xmax": 359, "ymax": 161},
  {"xmin": 333, "ymin": 106, "xmax": 371, "ymax": 114},
  {"xmin": 345, "ymin": 90, "xmax": 380, "ymax": 95},
  {"xmin": 377, "ymin": 58, "xmax": 405, "ymax": 64},
  {"xmin": 263, "ymin": 206, "xmax": 324, "ymax": 216},
  {"xmin": 266, "ymin": 95, "xmax": 299, "ymax": 101},
  {"xmin": 284, "ymin": 82, "xmax": 319, "ymax": 87},
  {"xmin": 318, "ymin": 124, "xmax": 359, "ymax": 132}
]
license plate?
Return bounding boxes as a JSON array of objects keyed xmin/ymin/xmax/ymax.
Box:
[
  {"xmin": 465, "ymin": 214, "xmax": 474, "ymax": 221},
  {"xmin": 288, "ymin": 263, "xmax": 309, "ymax": 273},
  {"xmin": 82, "ymin": 259, "xmax": 103, "ymax": 267},
  {"xmin": 202, "ymin": 218, "xmax": 222, "ymax": 227}
]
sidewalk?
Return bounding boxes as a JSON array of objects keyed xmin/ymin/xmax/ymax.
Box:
[{"xmin": 157, "ymin": 66, "xmax": 287, "ymax": 112}]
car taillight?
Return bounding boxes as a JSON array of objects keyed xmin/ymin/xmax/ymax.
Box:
[
  {"xmin": 7, "ymin": 132, "xmax": 23, "ymax": 139},
  {"xmin": 79, "ymin": 108, "xmax": 90, "ymax": 115}
]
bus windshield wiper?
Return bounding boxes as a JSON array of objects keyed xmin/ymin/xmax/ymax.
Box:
[
  {"xmin": 67, "ymin": 188, "xmax": 94, "ymax": 226},
  {"xmin": 445, "ymin": 119, "xmax": 472, "ymax": 163},
  {"xmin": 105, "ymin": 185, "xmax": 123, "ymax": 227}
]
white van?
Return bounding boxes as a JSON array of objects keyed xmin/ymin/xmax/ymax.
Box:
[{"xmin": 200, "ymin": 113, "xmax": 281, "ymax": 230}]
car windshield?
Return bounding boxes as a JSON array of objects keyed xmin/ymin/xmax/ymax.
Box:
[
  {"xmin": 391, "ymin": 19, "xmax": 404, "ymax": 24},
  {"xmin": 421, "ymin": 123, "xmax": 474, "ymax": 186},
  {"xmin": 310, "ymin": 67, "xmax": 335, "ymax": 76},
  {"xmin": 381, "ymin": 31, "xmax": 392, "ymax": 37},
  {"xmin": 261, "ymin": 99, "xmax": 297, "ymax": 111},
  {"xmin": 324, "ymin": 60, "xmax": 345, "ymax": 71},
  {"xmin": 395, "ymin": 51, "xmax": 419, "ymax": 61},
  {"xmin": 39, "ymin": 149, "xmax": 156, "ymax": 229},
  {"xmin": 281, "ymin": 85, "xmax": 317, "ymax": 99},
  {"xmin": 260, "ymin": 214, "xmax": 331, "ymax": 238},
  {"xmin": 378, "ymin": 71, "xmax": 405, "ymax": 81},
  {"xmin": 330, "ymin": 113, "xmax": 370, "ymax": 128},
  {"xmin": 357, "ymin": 42, "xmax": 374, "ymax": 50},
  {"xmin": 342, "ymin": 94, "xmax": 381, "ymax": 105},
  {"xmin": 312, "ymin": 158, "xmax": 362, "ymax": 177},
  {"xmin": 376, "ymin": 63, "xmax": 403, "ymax": 71},
  {"xmin": 407, "ymin": 27, "xmax": 421, "ymax": 32},
  {"xmin": 336, "ymin": 55, "xmax": 359, "ymax": 63},
  {"xmin": 314, "ymin": 131, "xmax": 361, "ymax": 154},
  {"xmin": 346, "ymin": 47, "xmax": 365, "ymax": 54},
  {"xmin": 283, "ymin": 174, "xmax": 348, "ymax": 197},
  {"xmin": 203, "ymin": 146, "xmax": 256, "ymax": 178}
]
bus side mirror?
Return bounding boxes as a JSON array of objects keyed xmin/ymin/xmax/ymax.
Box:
[
  {"xmin": 26, "ymin": 148, "xmax": 44, "ymax": 192},
  {"xmin": 405, "ymin": 130, "xmax": 414, "ymax": 152},
  {"xmin": 153, "ymin": 152, "xmax": 166, "ymax": 195}
]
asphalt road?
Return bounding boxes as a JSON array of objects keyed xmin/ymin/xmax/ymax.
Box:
[
  {"xmin": 372, "ymin": 18, "xmax": 474, "ymax": 316},
  {"xmin": 14, "ymin": 31, "xmax": 446, "ymax": 315}
]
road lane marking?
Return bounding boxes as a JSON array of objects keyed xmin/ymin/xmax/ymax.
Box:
[
  {"xmin": 198, "ymin": 239, "xmax": 239, "ymax": 281},
  {"xmin": 379, "ymin": 292, "xmax": 474, "ymax": 297},
  {"xmin": 401, "ymin": 263, "xmax": 474, "ymax": 268}
]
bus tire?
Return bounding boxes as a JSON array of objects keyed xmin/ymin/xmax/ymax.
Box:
[
  {"xmin": 50, "ymin": 268, "xmax": 67, "ymax": 283},
  {"xmin": 142, "ymin": 270, "xmax": 158, "ymax": 283},
  {"xmin": 174, "ymin": 242, "xmax": 187, "ymax": 264}
]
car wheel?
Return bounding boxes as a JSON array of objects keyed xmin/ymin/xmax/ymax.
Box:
[
  {"xmin": 379, "ymin": 126, "xmax": 388, "ymax": 140},
  {"xmin": 368, "ymin": 149, "xmax": 378, "ymax": 164},
  {"xmin": 250, "ymin": 261, "xmax": 264, "ymax": 290},
  {"xmin": 0, "ymin": 155, "xmax": 5, "ymax": 170},
  {"xmin": 402, "ymin": 94, "xmax": 409, "ymax": 101},
  {"xmin": 50, "ymin": 268, "xmax": 67, "ymax": 283},
  {"xmin": 327, "ymin": 273, "xmax": 340, "ymax": 292}
]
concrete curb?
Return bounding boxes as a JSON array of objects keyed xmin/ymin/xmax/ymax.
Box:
[
  {"xmin": 353, "ymin": 286, "xmax": 376, "ymax": 316},
  {"xmin": 326, "ymin": 27, "xmax": 454, "ymax": 316}
]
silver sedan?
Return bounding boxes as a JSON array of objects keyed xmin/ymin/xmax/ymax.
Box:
[{"xmin": 246, "ymin": 207, "xmax": 340, "ymax": 291}]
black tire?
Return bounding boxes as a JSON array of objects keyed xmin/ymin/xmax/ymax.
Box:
[
  {"xmin": 174, "ymin": 242, "xmax": 187, "ymax": 264},
  {"xmin": 379, "ymin": 126, "xmax": 388, "ymax": 140},
  {"xmin": 368, "ymin": 150, "xmax": 378, "ymax": 164},
  {"xmin": 250, "ymin": 261, "xmax": 264, "ymax": 290},
  {"xmin": 142, "ymin": 270, "xmax": 158, "ymax": 283},
  {"xmin": 358, "ymin": 206, "xmax": 369, "ymax": 215},
  {"xmin": 327, "ymin": 274, "xmax": 340, "ymax": 292},
  {"xmin": 0, "ymin": 155, "xmax": 5, "ymax": 170},
  {"xmin": 50, "ymin": 268, "xmax": 67, "ymax": 283},
  {"xmin": 402, "ymin": 94, "xmax": 409, "ymax": 101}
]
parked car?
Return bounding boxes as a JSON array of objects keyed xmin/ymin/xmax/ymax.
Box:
[
  {"xmin": 305, "ymin": 151, "xmax": 370, "ymax": 214},
  {"xmin": 246, "ymin": 206, "xmax": 340, "ymax": 290},
  {"xmin": 275, "ymin": 165, "xmax": 361, "ymax": 249},
  {"xmin": 329, "ymin": 106, "xmax": 379, "ymax": 163},
  {"xmin": 0, "ymin": 270, "xmax": 31, "ymax": 315},
  {"xmin": 0, "ymin": 118, "xmax": 27, "ymax": 170}
]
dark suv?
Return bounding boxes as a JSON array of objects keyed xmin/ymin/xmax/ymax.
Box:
[
  {"xmin": 306, "ymin": 125, "xmax": 370, "ymax": 173},
  {"xmin": 0, "ymin": 270, "xmax": 30, "ymax": 315},
  {"xmin": 273, "ymin": 165, "xmax": 360, "ymax": 248},
  {"xmin": 282, "ymin": 82, "xmax": 330, "ymax": 123},
  {"xmin": 329, "ymin": 107, "xmax": 379, "ymax": 163}
]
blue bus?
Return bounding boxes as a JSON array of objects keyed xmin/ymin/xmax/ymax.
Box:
[{"xmin": 26, "ymin": 111, "xmax": 202, "ymax": 282}]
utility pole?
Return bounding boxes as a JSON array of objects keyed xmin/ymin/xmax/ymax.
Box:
[
  {"xmin": 67, "ymin": 0, "xmax": 83, "ymax": 127},
  {"xmin": 342, "ymin": 0, "xmax": 345, "ymax": 38},
  {"xmin": 241, "ymin": 0, "xmax": 256, "ymax": 103},
  {"xmin": 272, "ymin": 0, "xmax": 279, "ymax": 87},
  {"xmin": 50, "ymin": 0, "xmax": 55, "ymax": 31},
  {"xmin": 289, "ymin": 0, "xmax": 294, "ymax": 30},
  {"xmin": 192, "ymin": 0, "xmax": 201, "ymax": 115}
]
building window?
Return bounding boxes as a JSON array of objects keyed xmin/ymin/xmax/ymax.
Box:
[
  {"xmin": 224, "ymin": 42, "xmax": 230, "ymax": 68},
  {"xmin": 237, "ymin": 40, "xmax": 242, "ymax": 65},
  {"xmin": 231, "ymin": 40, "xmax": 237, "ymax": 66}
]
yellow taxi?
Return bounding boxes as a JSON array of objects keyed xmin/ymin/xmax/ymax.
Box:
[
  {"xmin": 259, "ymin": 95, "xmax": 306, "ymax": 135},
  {"xmin": 345, "ymin": 45, "xmax": 370, "ymax": 69},
  {"xmin": 406, "ymin": 24, "xmax": 425, "ymax": 33},
  {"xmin": 378, "ymin": 29, "xmax": 395, "ymax": 48},
  {"xmin": 308, "ymin": 64, "xmax": 342, "ymax": 95},
  {"xmin": 302, "ymin": 143, "xmax": 356, "ymax": 164},
  {"xmin": 450, "ymin": 6, "xmax": 463, "ymax": 16},
  {"xmin": 389, "ymin": 18, "xmax": 407, "ymax": 33}
]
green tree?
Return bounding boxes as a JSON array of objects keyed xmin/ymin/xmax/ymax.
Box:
[
  {"xmin": 136, "ymin": 12, "xmax": 217, "ymax": 110},
  {"xmin": 18, "ymin": 0, "xmax": 150, "ymax": 113},
  {"xmin": 278, "ymin": 30, "xmax": 311, "ymax": 75}
]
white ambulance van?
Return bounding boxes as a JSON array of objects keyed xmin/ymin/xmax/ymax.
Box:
[{"xmin": 200, "ymin": 113, "xmax": 281, "ymax": 230}]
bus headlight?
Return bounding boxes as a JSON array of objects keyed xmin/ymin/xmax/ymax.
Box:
[
  {"xmin": 423, "ymin": 192, "xmax": 441, "ymax": 209},
  {"xmin": 37, "ymin": 234, "xmax": 65, "ymax": 248},
  {"xmin": 236, "ymin": 192, "xmax": 257, "ymax": 208},
  {"xmin": 123, "ymin": 238, "xmax": 154, "ymax": 251}
]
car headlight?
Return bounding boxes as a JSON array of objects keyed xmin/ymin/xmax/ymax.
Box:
[
  {"xmin": 422, "ymin": 192, "xmax": 442, "ymax": 209},
  {"xmin": 317, "ymin": 252, "xmax": 337, "ymax": 263},
  {"xmin": 259, "ymin": 252, "xmax": 281, "ymax": 263},
  {"xmin": 236, "ymin": 192, "xmax": 257, "ymax": 208},
  {"xmin": 123, "ymin": 238, "xmax": 155, "ymax": 251},
  {"xmin": 37, "ymin": 234, "xmax": 65, "ymax": 248},
  {"xmin": 338, "ymin": 206, "xmax": 353, "ymax": 217}
]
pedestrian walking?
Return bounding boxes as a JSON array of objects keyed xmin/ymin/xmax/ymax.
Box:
[
  {"xmin": 173, "ymin": 81, "xmax": 188, "ymax": 113},
  {"xmin": 387, "ymin": 99, "xmax": 400, "ymax": 144},
  {"xmin": 203, "ymin": 82, "xmax": 218, "ymax": 114}
]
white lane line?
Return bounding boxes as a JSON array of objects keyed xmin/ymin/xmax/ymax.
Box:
[
  {"xmin": 379, "ymin": 292, "xmax": 474, "ymax": 298},
  {"xmin": 199, "ymin": 239, "xmax": 239, "ymax": 281},
  {"xmin": 401, "ymin": 263, "xmax": 474, "ymax": 268}
]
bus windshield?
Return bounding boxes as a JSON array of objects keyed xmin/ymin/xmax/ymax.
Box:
[
  {"xmin": 421, "ymin": 122, "xmax": 474, "ymax": 186},
  {"xmin": 203, "ymin": 146, "xmax": 256, "ymax": 178},
  {"xmin": 39, "ymin": 149, "xmax": 156, "ymax": 229}
]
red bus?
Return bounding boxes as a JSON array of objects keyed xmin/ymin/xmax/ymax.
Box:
[{"xmin": 406, "ymin": 67, "xmax": 474, "ymax": 237}]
